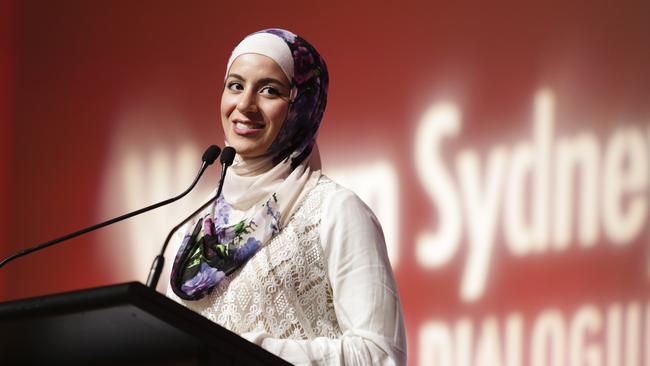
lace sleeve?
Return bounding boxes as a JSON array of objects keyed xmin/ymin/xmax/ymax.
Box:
[{"xmin": 243, "ymin": 185, "xmax": 407, "ymax": 365}]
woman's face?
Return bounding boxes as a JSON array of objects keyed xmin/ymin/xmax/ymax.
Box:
[{"xmin": 221, "ymin": 53, "xmax": 291, "ymax": 159}]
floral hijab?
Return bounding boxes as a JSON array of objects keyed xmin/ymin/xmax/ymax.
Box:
[{"xmin": 170, "ymin": 29, "xmax": 328, "ymax": 300}]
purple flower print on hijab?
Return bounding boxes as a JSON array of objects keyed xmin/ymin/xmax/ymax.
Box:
[
  {"xmin": 233, "ymin": 237, "xmax": 261, "ymax": 264},
  {"xmin": 260, "ymin": 29, "xmax": 329, "ymax": 168},
  {"xmin": 170, "ymin": 193, "xmax": 282, "ymax": 301},
  {"xmin": 181, "ymin": 263, "xmax": 225, "ymax": 297}
]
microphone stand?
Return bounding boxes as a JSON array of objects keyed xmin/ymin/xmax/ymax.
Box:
[
  {"xmin": 146, "ymin": 146, "xmax": 236, "ymax": 289},
  {"xmin": 0, "ymin": 145, "xmax": 221, "ymax": 269}
]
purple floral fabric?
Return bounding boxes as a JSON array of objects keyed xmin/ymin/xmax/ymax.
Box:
[
  {"xmin": 261, "ymin": 29, "xmax": 329, "ymax": 168},
  {"xmin": 170, "ymin": 195, "xmax": 280, "ymax": 300},
  {"xmin": 170, "ymin": 29, "xmax": 328, "ymax": 301}
]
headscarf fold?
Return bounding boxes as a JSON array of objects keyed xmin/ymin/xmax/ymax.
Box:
[{"xmin": 170, "ymin": 28, "xmax": 328, "ymax": 300}]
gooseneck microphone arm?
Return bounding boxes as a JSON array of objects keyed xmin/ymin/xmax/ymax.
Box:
[
  {"xmin": 0, "ymin": 145, "xmax": 222, "ymax": 270},
  {"xmin": 146, "ymin": 146, "xmax": 236, "ymax": 289}
]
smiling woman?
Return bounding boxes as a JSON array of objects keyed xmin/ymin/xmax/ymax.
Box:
[
  {"xmin": 165, "ymin": 28, "xmax": 406, "ymax": 365},
  {"xmin": 221, "ymin": 53, "xmax": 291, "ymax": 159}
]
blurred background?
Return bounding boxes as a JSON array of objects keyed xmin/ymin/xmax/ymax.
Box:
[{"xmin": 2, "ymin": 1, "xmax": 650, "ymax": 364}]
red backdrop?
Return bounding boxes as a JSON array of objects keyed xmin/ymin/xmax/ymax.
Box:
[{"xmin": 3, "ymin": 1, "xmax": 650, "ymax": 365}]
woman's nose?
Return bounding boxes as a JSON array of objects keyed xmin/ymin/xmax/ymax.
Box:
[{"xmin": 236, "ymin": 90, "xmax": 258, "ymax": 113}]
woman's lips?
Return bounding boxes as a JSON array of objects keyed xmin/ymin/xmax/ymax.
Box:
[{"xmin": 233, "ymin": 121, "xmax": 265, "ymax": 135}]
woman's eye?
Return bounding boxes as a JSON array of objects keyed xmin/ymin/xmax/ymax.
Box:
[
  {"xmin": 260, "ymin": 86, "xmax": 281, "ymax": 96},
  {"xmin": 227, "ymin": 82, "xmax": 243, "ymax": 91}
]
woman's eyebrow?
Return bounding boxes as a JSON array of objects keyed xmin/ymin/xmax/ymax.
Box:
[
  {"xmin": 226, "ymin": 73, "xmax": 244, "ymax": 80},
  {"xmin": 226, "ymin": 73, "xmax": 289, "ymax": 88},
  {"xmin": 259, "ymin": 77, "xmax": 290, "ymax": 88}
]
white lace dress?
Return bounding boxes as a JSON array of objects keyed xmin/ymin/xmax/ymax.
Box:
[{"xmin": 166, "ymin": 176, "xmax": 406, "ymax": 365}]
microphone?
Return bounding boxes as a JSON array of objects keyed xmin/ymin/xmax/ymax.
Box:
[
  {"xmin": 201, "ymin": 145, "xmax": 221, "ymax": 165},
  {"xmin": 0, "ymin": 145, "xmax": 222, "ymax": 269},
  {"xmin": 146, "ymin": 146, "xmax": 236, "ymax": 289}
]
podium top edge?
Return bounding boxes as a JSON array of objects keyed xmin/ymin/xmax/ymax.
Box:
[{"xmin": 0, "ymin": 282, "xmax": 148, "ymax": 319}]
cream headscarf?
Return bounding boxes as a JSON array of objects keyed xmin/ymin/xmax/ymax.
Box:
[{"xmin": 170, "ymin": 28, "xmax": 329, "ymax": 300}]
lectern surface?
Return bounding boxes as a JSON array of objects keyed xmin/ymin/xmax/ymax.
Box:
[{"xmin": 0, "ymin": 282, "xmax": 290, "ymax": 366}]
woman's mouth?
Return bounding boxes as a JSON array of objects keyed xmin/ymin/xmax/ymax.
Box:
[{"xmin": 234, "ymin": 121, "xmax": 265, "ymax": 135}]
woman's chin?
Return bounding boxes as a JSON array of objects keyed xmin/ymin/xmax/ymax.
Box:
[
  {"xmin": 229, "ymin": 143, "xmax": 264, "ymax": 160},
  {"xmin": 226, "ymin": 133, "xmax": 276, "ymax": 160}
]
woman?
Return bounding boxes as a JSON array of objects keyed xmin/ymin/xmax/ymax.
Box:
[{"xmin": 167, "ymin": 28, "xmax": 406, "ymax": 365}]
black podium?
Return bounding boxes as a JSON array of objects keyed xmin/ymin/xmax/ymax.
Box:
[{"xmin": 0, "ymin": 282, "xmax": 291, "ymax": 365}]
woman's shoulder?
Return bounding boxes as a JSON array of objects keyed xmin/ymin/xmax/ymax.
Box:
[
  {"xmin": 314, "ymin": 175, "xmax": 392, "ymax": 278},
  {"xmin": 311, "ymin": 175, "xmax": 383, "ymax": 232},
  {"xmin": 312, "ymin": 175, "xmax": 374, "ymax": 215}
]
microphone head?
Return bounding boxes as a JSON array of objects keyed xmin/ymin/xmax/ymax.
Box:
[
  {"xmin": 220, "ymin": 146, "xmax": 236, "ymax": 167},
  {"xmin": 202, "ymin": 145, "xmax": 221, "ymax": 165}
]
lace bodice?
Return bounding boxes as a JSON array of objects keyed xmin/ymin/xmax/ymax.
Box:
[
  {"xmin": 167, "ymin": 177, "xmax": 342, "ymax": 340},
  {"xmin": 167, "ymin": 176, "xmax": 406, "ymax": 365}
]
